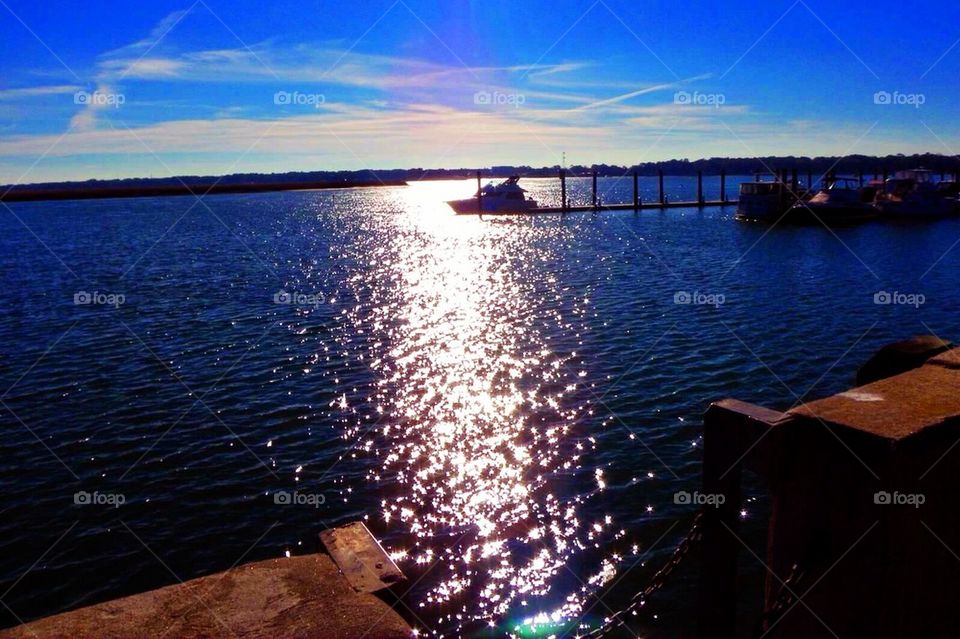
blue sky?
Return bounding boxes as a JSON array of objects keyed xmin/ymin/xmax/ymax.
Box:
[{"xmin": 1, "ymin": 0, "xmax": 959, "ymax": 182}]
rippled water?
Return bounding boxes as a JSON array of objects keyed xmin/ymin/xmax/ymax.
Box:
[{"xmin": 1, "ymin": 177, "xmax": 958, "ymax": 637}]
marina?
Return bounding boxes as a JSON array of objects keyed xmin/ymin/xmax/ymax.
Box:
[
  {"xmin": 4, "ymin": 181, "xmax": 960, "ymax": 637},
  {"xmin": 450, "ymin": 167, "xmax": 960, "ymax": 222},
  {"xmin": 6, "ymin": 0, "xmax": 960, "ymax": 636}
]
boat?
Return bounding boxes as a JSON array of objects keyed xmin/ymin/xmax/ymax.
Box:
[
  {"xmin": 735, "ymin": 178, "xmax": 807, "ymax": 222},
  {"xmin": 937, "ymin": 179, "xmax": 960, "ymax": 198},
  {"xmin": 787, "ymin": 177, "xmax": 879, "ymax": 224},
  {"xmin": 447, "ymin": 176, "xmax": 538, "ymax": 214},
  {"xmin": 874, "ymin": 169, "xmax": 959, "ymax": 218}
]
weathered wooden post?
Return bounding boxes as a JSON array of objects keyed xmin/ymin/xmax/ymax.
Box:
[
  {"xmin": 720, "ymin": 168, "xmax": 726, "ymax": 202},
  {"xmin": 592, "ymin": 168, "xmax": 598, "ymax": 210},
  {"xmin": 658, "ymin": 169, "xmax": 665, "ymax": 205},
  {"xmin": 697, "ymin": 171, "xmax": 704, "ymax": 205},
  {"xmin": 633, "ymin": 170, "xmax": 639, "ymax": 209},
  {"xmin": 560, "ymin": 168, "xmax": 567, "ymax": 212}
]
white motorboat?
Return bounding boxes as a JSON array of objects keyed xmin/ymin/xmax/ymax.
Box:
[{"xmin": 447, "ymin": 176, "xmax": 538, "ymax": 214}]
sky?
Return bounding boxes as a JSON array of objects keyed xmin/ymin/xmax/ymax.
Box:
[{"xmin": 1, "ymin": 0, "xmax": 959, "ymax": 183}]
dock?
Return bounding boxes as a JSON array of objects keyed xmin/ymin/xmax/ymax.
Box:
[
  {"xmin": 499, "ymin": 200, "xmax": 735, "ymax": 215},
  {"xmin": 3, "ymin": 524, "xmax": 412, "ymax": 639},
  {"xmin": 460, "ymin": 168, "xmax": 737, "ymax": 215},
  {"xmin": 697, "ymin": 335, "xmax": 960, "ymax": 638}
]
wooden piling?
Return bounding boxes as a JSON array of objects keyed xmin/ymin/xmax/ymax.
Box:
[
  {"xmin": 658, "ymin": 170, "xmax": 664, "ymax": 205},
  {"xmin": 632, "ymin": 170, "xmax": 639, "ymax": 209},
  {"xmin": 697, "ymin": 171, "xmax": 704, "ymax": 205},
  {"xmin": 592, "ymin": 168, "xmax": 598, "ymax": 209},
  {"xmin": 720, "ymin": 168, "xmax": 726, "ymax": 202},
  {"xmin": 560, "ymin": 168, "xmax": 567, "ymax": 212},
  {"xmin": 476, "ymin": 170, "xmax": 482, "ymax": 213}
]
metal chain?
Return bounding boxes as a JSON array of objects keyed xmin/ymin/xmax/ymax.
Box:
[
  {"xmin": 578, "ymin": 512, "xmax": 704, "ymax": 638},
  {"xmin": 750, "ymin": 561, "xmax": 807, "ymax": 639}
]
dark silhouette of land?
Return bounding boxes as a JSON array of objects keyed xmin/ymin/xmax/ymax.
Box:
[{"xmin": 3, "ymin": 153, "xmax": 958, "ymax": 203}]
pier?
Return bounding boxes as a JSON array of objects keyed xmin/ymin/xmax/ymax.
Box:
[
  {"xmin": 698, "ymin": 336, "xmax": 960, "ymax": 638},
  {"xmin": 462, "ymin": 168, "xmax": 737, "ymax": 215},
  {"xmin": 4, "ymin": 523, "xmax": 411, "ymax": 639}
]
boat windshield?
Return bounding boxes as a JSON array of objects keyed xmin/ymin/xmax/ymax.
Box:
[
  {"xmin": 740, "ymin": 182, "xmax": 782, "ymax": 196},
  {"xmin": 827, "ymin": 178, "xmax": 860, "ymax": 190},
  {"xmin": 894, "ymin": 170, "xmax": 933, "ymax": 183}
]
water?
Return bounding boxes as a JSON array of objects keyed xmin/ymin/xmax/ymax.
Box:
[{"xmin": 1, "ymin": 176, "xmax": 957, "ymax": 637}]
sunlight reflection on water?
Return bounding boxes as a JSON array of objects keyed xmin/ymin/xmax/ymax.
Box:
[{"xmin": 349, "ymin": 181, "xmax": 623, "ymax": 634}]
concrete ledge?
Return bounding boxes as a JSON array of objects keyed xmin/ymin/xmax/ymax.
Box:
[
  {"xmin": 1, "ymin": 554, "xmax": 412, "ymax": 639},
  {"xmin": 789, "ymin": 347, "xmax": 960, "ymax": 441}
]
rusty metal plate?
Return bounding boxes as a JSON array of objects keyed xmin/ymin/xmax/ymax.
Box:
[{"xmin": 319, "ymin": 521, "xmax": 405, "ymax": 593}]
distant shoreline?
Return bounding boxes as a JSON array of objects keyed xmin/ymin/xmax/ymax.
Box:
[
  {"xmin": 4, "ymin": 151, "xmax": 958, "ymax": 204},
  {"xmin": 0, "ymin": 179, "xmax": 408, "ymax": 203}
]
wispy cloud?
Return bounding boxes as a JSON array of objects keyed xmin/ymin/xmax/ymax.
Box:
[
  {"xmin": 1, "ymin": 4, "xmax": 915, "ymax": 182},
  {"xmin": 571, "ymin": 74, "xmax": 713, "ymax": 111},
  {"xmin": 0, "ymin": 85, "xmax": 82, "ymax": 100}
]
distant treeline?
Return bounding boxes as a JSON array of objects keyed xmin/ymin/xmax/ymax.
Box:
[
  {"xmin": 1, "ymin": 169, "xmax": 401, "ymax": 196},
  {"xmin": 491, "ymin": 153, "xmax": 960, "ymax": 178},
  {"xmin": 5, "ymin": 153, "xmax": 960, "ymax": 198}
]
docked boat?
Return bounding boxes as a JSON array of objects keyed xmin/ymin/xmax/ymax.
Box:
[
  {"xmin": 447, "ymin": 176, "xmax": 538, "ymax": 214},
  {"xmin": 874, "ymin": 169, "xmax": 958, "ymax": 218},
  {"xmin": 787, "ymin": 177, "xmax": 879, "ymax": 224},
  {"xmin": 937, "ymin": 179, "xmax": 960, "ymax": 198},
  {"xmin": 736, "ymin": 178, "xmax": 806, "ymax": 222}
]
